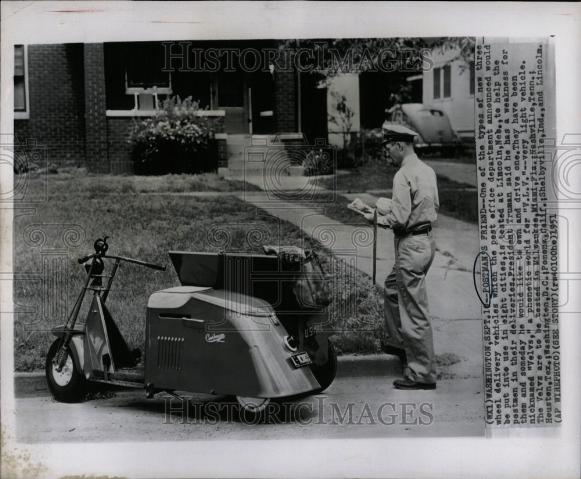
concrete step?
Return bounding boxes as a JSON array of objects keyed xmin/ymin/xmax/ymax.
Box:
[
  {"xmin": 228, "ymin": 159, "xmax": 291, "ymax": 170},
  {"xmin": 228, "ymin": 157, "xmax": 269, "ymax": 164},
  {"xmin": 227, "ymin": 167, "xmax": 285, "ymax": 175},
  {"xmin": 226, "ymin": 134, "xmax": 252, "ymax": 145},
  {"xmin": 226, "ymin": 135, "xmax": 301, "ymax": 177},
  {"xmin": 226, "ymin": 146, "xmax": 247, "ymax": 155},
  {"xmin": 228, "ymin": 154, "xmax": 290, "ymax": 167}
]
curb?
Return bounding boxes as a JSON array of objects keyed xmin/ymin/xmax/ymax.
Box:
[
  {"xmin": 14, "ymin": 372, "xmax": 49, "ymax": 397},
  {"xmin": 15, "ymin": 354, "xmax": 401, "ymax": 398}
]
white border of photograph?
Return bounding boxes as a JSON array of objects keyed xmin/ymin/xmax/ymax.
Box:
[{"xmin": 1, "ymin": 2, "xmax": 579, "ymax": 478}]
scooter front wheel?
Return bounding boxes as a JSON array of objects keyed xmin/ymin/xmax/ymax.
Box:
[
  {"xmin": 236, "ymin": 396, "xmax": 271, "ymax": 414},
  {"xmin": 45, "ymin": 339, "xmax": 86, "ymax": 403}
]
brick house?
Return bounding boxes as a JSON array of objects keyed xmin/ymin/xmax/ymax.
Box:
[{"xmin": 14, "ymin": 41, "xmax": 328, "ymax": 174}]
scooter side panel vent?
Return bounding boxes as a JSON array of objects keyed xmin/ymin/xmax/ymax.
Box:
[{"xmin": 156, "ymin": 336, "xmax": 185, "ymax": 371}]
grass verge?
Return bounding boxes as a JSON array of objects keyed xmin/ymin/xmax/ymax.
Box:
[
  {"xmin": 314, "ymin": 159, "xmax": 478, "ymax": 224},
  {"xmin": 318, "ymin": 158, "xmax": 475, "ymax": 192},
  {"xmin": 19, "ymin": 167, "xmax": 261, "ymax": 194}
]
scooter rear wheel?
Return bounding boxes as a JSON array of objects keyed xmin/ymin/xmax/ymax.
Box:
[
  {"xmin": 310, "ymin": 340, "xmax": 338, "ymax": 393},
  {"xmin": 236, "ymin": 396, "xmax": 271, "ymax": 414},
  {"xmin": 45, "ymin": 339, "xmax": 86, "ymax": 403}
]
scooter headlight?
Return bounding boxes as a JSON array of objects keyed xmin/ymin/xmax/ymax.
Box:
[{"xmin": 283, "ymin": 335, "xmax": 298, "ymax": 352}]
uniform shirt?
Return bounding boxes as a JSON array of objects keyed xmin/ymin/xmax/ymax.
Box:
[{"xmin": 377, "ymin": 153, "xmax": 439, "ymax": 231}]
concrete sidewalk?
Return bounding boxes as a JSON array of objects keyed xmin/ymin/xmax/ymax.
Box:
[{"xmin": 233, "ymin": 173, "xmax": 334, "ymax": 193}]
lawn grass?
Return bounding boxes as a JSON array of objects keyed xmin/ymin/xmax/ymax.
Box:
[
  {"xmin": 20, "ymin": 167, "xmax": 261, "ymax": 195},
  {"xmin": 318, "ymin": 158, "xmax": 475, "ymax": 193},
  {"xmin": 14, "ymin": 175, "xmax": 385, "ymax": 371},
  {"xmin": 280, "ymin": 188, "xmax": 478, "ymax": 227},
  {"xmin": 320, "ymin": 190, "xmax": 478, "ymax": 225},
  {"xmin": 313, "ymin": 158, "xmax": 478, "ymax": 224}
]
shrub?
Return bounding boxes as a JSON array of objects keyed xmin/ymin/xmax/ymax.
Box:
[
  {"xmin": 303, "ymin": 148, "xmax": 335, "ymax": 176},
  {"xmin": 128, "ymin": 96, "xmax": 217, "ymax": 175},
  {"xmin": 360, "ymin": 128, "xmax": 384, "ymax": 160},
  {"xmin": 337, "ymin": 148, "xmax": 364, "ymax": 169},
  {"xmin": 330, "ymin": 130, "xmax": 386, "ymax": 170}
]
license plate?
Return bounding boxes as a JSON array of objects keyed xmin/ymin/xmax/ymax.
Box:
[{"xmin": 290, "ymin": 352, "xmax": 312, "ymax": 368}]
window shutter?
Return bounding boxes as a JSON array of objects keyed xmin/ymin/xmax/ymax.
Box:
[
  {"xmin": 443, "ymin": 64, "xmax": 451, "ymax": 98},
  {"xmin": 14, "ymin": 45, "xmax": 26, "ymax": 112},
  {"xmin": 433, "ymin": 67, "xmax": 441, "ymax": 99}
]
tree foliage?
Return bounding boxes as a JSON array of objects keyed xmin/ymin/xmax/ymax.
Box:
[{"xmin": 283, "ymin": 37, "xmax": 475, "ymax": 78}]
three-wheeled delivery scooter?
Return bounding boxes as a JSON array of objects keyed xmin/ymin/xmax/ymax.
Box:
[{"xmin": 46, "ymin": 237, "xmax": 337, "ymax": 413}]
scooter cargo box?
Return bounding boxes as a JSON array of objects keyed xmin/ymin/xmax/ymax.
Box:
[
  {"xmin": 147, "ymin": 286, "xmax": 273, "ymax": 318},
  {"xmin": 169, "ymin": 251, "xmax": 301, "ymax": 311}
]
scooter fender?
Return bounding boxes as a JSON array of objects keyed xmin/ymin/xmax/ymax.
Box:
[
  {"xmin": 236, "ymin": 322, "xmax": 322, "ymax": 398},
  {"xmin": 50, "ymin": 327, "xmax": 85, "ymax": 375},
  {"xmin": 146, "ymin": 287, "xmax": 322, "ymax": 399}
]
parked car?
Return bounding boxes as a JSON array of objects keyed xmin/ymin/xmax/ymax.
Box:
[{"xmin": 385, "ymin": 103, "xmax": 462, "ymax": 154}]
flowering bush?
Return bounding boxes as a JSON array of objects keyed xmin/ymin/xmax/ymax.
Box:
[
  {"xmin": 303, "ymin": 149, "xmax": 335, "ymax": 176},
  {"xmin": 129, "ymin": 96, "xmax": 217, "ymax": 174}
]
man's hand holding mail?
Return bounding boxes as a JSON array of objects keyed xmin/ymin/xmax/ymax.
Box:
[{"xmin": 348, "ymin": 197, "xmax": 393, "ymax": 226}]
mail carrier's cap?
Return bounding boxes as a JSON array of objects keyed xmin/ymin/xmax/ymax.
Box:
[{"xmin": 381, "ymin": 122, "xmax": 418, "ymax": 143}]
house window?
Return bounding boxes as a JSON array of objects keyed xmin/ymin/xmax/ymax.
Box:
[
  {"xmin": 14, "ymin": 45, "xmax": 28, "ymax": 115},
  {"xmin": 433, "ymin": 64, "xmax": 452, "ymax": 100},
  {"xmin": 124, "ymin": 43, "xmax": 172, "ymax": 110},
  {"xmin": 433, "ymin": 67, "xmax": 441, "ymax": 99},
  {"xmin": 126, "ymin": 43, "xmax": 171, "ymax": 89}
]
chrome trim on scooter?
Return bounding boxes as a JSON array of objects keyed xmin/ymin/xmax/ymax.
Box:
[{"xmin": 283, "ymin": 335, "xmax": 298, "ymax": 352}]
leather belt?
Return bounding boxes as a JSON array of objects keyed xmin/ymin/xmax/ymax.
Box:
[
  {"xmin": 410, "ymin": 225, "xmax": 432, "ymax": 236},
  {"xmin": 394, "ymin": 224, "xmax": 432, "ymax": 237}
]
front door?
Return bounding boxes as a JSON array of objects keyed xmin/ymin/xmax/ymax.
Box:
[
  {"xmin": 248, "ymin": 71, "xmax": 275, "ymax": 135},
  {"xmin": 213, "ymin": 71, "xmax": 248, "ymax": 134}
]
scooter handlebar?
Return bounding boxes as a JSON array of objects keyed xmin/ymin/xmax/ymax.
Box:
[
  {"xmin": 104, "ymin": 255, "xmax": 166, "ymax": 271},
  {"xmin": 140, "ymin": 261, "xmax": 166, "ymax": 271},
  {"xmin": 77, "ymin": 254, "xmax": 165, "ymax": 271}
]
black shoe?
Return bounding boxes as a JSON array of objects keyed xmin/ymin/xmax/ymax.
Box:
[{"xmin": 393, "ymin": 378, "xmax": 436, "ymax": 390}]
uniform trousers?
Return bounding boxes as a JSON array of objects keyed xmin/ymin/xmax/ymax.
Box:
[{"xmin": 383, "ymin": 232, "xmax": 437, "ymax": 383}]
